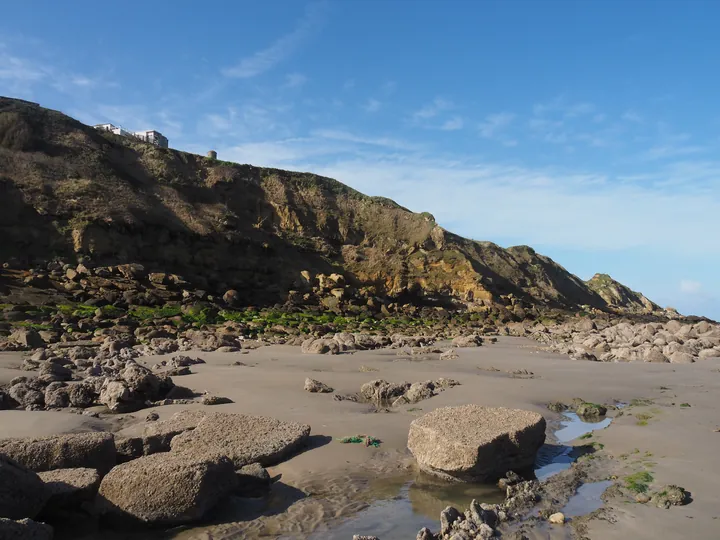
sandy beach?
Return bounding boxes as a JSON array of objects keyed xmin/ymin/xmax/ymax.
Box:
[{"xmin": 2, "ymin": 337, "xmax": 718, "ymax": 539}]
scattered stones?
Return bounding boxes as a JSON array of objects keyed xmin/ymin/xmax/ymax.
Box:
[
  {"xmin": 408, "ymin": 405, "xmax": 546, "ymax": 482},
  {"xmin": 170, "ymin": 412, "xmax": 311, "ymax": 468},
  {"xmin": 439, "ymin": 349, "xmax": 459, "ymax": 360},
  {"xmin": 97, "ymin": 452, "xmax": 237, "ymax": 526},
  {"xmin": 0, "ymin": 432, "xmax": 116, "ymax": 474},
  {"xmin": 0, "ymin": 455, "xmax": 48, "ymax": 519},
  {"xmin": 304, "ymin": 378, "xmax": 334, "ymax": 393}
]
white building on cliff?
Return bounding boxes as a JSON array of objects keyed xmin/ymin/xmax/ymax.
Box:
[{"xmin": 94, "ymin": 124, "xmax": 169, "ymax": 148}]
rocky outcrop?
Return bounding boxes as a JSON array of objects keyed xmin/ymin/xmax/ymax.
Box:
[
  {"xmin": 0, "ymin": 432, "xmax": 116, "ymax": 474},
  {"xmin": 169, "ymin": 412, "xmax": 311, "ymax": 468},
  {"xmin": 407, "ymin": 405, "xmax": 546, "ymax": 482},
  {"xmin": 97, "ymin": 452, "xmax": 237, "ymax": 526}
]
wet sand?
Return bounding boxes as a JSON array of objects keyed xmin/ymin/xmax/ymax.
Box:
[{"xmin": 1, "ymin": 337, "xmax": 719, "ymax": 539}]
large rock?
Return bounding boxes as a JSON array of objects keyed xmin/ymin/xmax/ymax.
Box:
[
  {"xmin": 451, "ymin": 335, "xmax": 483, "ymax": 348},
  {"xmin": 360, "ymin": 379, "xmax": 410, "ymax": 402},
  {"xmin": 0, "ymin": 432, "xmax": 116, "ymax": 474},
  {"xmin": 98, "ymin": 379, "xmax": 134, "ymax": 412},
  {"xmin": 170, "ymin": 412, "xmax": 311, "ymax": 468},
  {"xmin": 407, "ymin": 405, "xmax": 546, "ymax": 482},
  {"xmin": 38, "ymin": 468, "xmax": 100, "ymax": 517},
  {"xmin": 97, "ymin": 452, "xmax": 237, "ymax": 526},
  {"xmin": 304, "ymin": 378, "xmax": 333, "ymax": 393},
  {"xmin": 0, "ymin": 518, "xmax": 53, "ymax": 539},
  {"xmin": 116, "ymin": 410, "xmax": 207, "ymax": 462},
  {"xmin": 0, "ymin": 456, "xmax": 47, "ymax": 519},
  {"xmin": 301, "ymin": 338, "xmax": 340, "ymax": 355},
  {"xmin": 10, "ymin": 328, "xmax": 45, "ymax": 349}
]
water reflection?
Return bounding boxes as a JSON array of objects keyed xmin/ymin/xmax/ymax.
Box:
[
  {"xmin": 309, "ymin": 471, "xmax": 504, "ymax": 540},
  {"xmin": 554, "ymin": 412, "xmax": 611, "ymax": 443}
]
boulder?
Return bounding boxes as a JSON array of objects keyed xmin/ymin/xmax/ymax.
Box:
[
  {"xmin": 575, "ymin": 402, "xmax": 607, "ymax": 418},
  {"xmin": 38, "ymin": 362, "xmax": 73, "ymax": 382},
  {"xmin": 121, "ymin": 363, "xmax": 163, "ymax": 399},
  {"xmin": 301, "ymin": 338, "xmax": 340, "ymax": 355},
  {"xmin": 10, "ymin": 328, "xmax": 45, "ymax": 349},
  {"xmin": 201, "ymin": 395, "xmax": 233, "ymax": 405},
  {"xmin": 304, "ymin": 378, "xmax": 334, "ymax": 393},
  {"xmin": 170, "ymin": 412, "xmax": 311, "ymax": 468},
  {"xmin": 0, "ymin": 456, "xmax": 48, "ymax": 520},
  {"xmin": 97, "ymin": 452, "xmax": 237, "ymax": 526},
  {"xmin": 0, "ymin": 432, "xmax": 116, "ymax": 474},
  {"xmin": 69, "ymin": 383, "xmax": 96, "ymax": 408},
  {"xmin": 222, "ymin": 289, "xmax": 240, "ymax": 306},
  {"xmin": 451, "ymin": 335, "xmax": 483, "ymax": 348},
  {"xmin": 407, "ymin": 405, "xmax": 546, "ymax": 482},
  {"xmin": 668, "ymin": 351, "xmax": 695, "ymax": 364},
  {"xmin": 405, "ymin": 381, "xmax": 435, "ymax": 404},
  {"xmin": 236, "ymin": 463, "xmax": 272, "ymax": 497},
  {"xmin": 98, "ymin": 379, "xmax": 135, "ymax": 412},
  {"xmin": 38, "ymin": 468, "xmax": 100, "ymax": 517},
  {"xmin": 44, "ymin": 383, "xmax": 70, "ymax": 408},
  {"xmin": 0, "ymin": 518, "xmax": 53, "ymax": 539},
  {"xmin": 360, "ymin": 379, "xmax": 410, "ymax": 402},
  {"xmin": 8, "ymin": 383, "xmax": 45, "ymax": 408}
]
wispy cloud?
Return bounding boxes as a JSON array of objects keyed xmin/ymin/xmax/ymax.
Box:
[
  {"xmin": 0, "ymin": 45, "xmax": 114, "ymax": 95},
  {"xmin": 441, "ymin": 116, "xmax": 464, "ymax": 131},
  {"xmin": 284, "ymin": 73, "xmax": 307, "ymax": 88},
  {"xmin": 479, "ymin": 113, "xmax": 515, "ymax": 138},
  {"xmin": 363, "ymin": 99, "xmax": 381, "ymax": 113},
  {"xmin": 311, "ymin": 128, "xmax": 419, "ymax": 150},
  {"xmin": 222, "ymin": 3, "xmax": 325, "ymax": 78},
  {"xmin": 412, "ymin": 97, "xmax": 453, "ymax": 120}
]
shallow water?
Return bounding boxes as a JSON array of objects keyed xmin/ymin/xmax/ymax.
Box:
[
  {"xmin": 307, "ymin": 472, "xmax": 505, "ymax": 539},
  {"xmin": 554, "ymin": 412, "xmax": 611, "ymax": 443},
  {"xmin": 561, "ymin": 480, "xmax": 613, "ymax": 517}
]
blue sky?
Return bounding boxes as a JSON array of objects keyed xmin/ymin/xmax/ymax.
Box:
[{"xmin": 1, "ymin": 0, "xmax": 718, "ymax": 319}]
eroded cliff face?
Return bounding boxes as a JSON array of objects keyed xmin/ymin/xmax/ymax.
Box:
[
  {"xmin": 586, "ymin": 273, "xmax": 660, "ymax": 313},
  {"xmin": 0, "ymin": 97, "xmax": 661, "ymax": 314}
]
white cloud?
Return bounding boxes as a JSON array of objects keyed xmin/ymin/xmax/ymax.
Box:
[
  {"xmin": 284, "ymin": 73, "xmax": 307, "ymax": 88},
  {"xmin": 441, "ymin": 116, "xmax": 464, "ymax": 131},
  {"xmin": 479, "ymin": 113, "xmax": 515, "ymax": 138},
  {"xmin": 680, "ymin": 280, "xmax": 702, "ymax": 294},
  {"xmin": 412, "ymin": 97, "xmax": 453, "ymax": 120},
  {"xmin": 363, "ymin": 99, "xmax": 381, "ymax": 112},
  {"xmin": 222, "ymin": 3, "xmax": 325, "ymax": 78}
]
